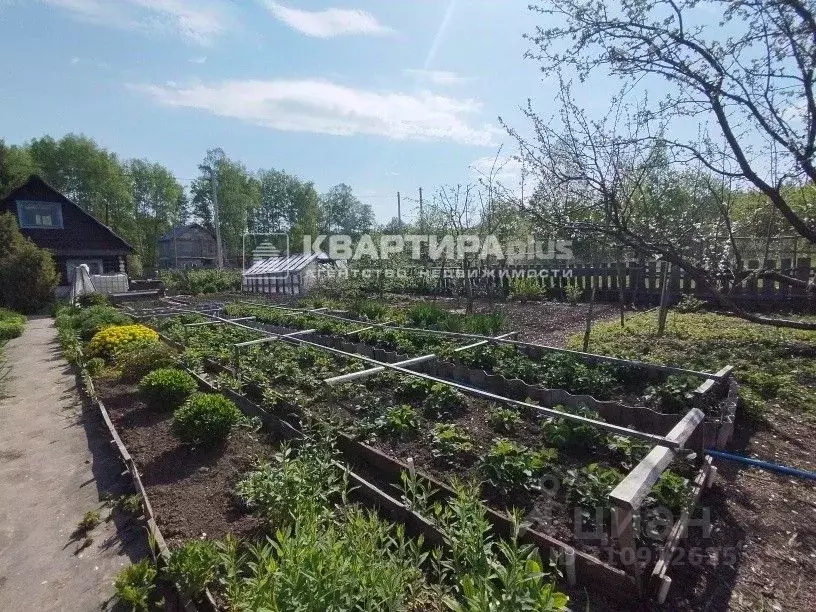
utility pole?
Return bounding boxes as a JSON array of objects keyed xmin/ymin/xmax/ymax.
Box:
[
  {"xmin": 397, "ymin": 191, "xmax": 402, "ymax": 230},
  {"xmin": 418, "ymin": 187, "xmax": 423, "ymax": 232},
  {"xmin": 210, "ymin": 165, "xmax": 224, "ymax": 269}
]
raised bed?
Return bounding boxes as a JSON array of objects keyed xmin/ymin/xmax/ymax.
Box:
[
  {"xmin": 70, "ymin": 344, "xmax": 211, "ymax": 612},
  {"xmin": 208, "ymin": 300, "xmax": 737, "ymax": 452},
  {"xmin": 146, "ymin": 308, "xmax": 729, "ymax": 602}
]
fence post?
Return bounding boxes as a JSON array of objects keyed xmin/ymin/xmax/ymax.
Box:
[{"xmin": 657, "ymin": 262, "xmax": 671, "ymax": 337}]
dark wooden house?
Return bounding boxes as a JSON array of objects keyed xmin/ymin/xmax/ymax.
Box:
[
  {"xmin": 0, "ymin": 175, "xmax": 134, "ymax": 286},
  {"xmin": 157, "ymin": 224, "xmax": 217, "ymax": 269}
]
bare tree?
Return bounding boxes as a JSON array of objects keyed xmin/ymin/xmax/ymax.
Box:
[{"xmin": 504, "ymin": 0, "xmax": 816, "ymax": 329}]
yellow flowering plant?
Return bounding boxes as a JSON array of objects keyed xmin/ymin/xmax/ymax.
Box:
[{"xmin": 87, "ymin": 324, "xmax": 159, "ymax": 360}]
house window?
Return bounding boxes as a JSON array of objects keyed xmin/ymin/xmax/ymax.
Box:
[{"xmin": 16, "ymin": 201, "xmax": 64, "ymax": 229}]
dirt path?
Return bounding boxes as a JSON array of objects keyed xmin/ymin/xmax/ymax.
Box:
[{"xmin": 0, "ymin": 317, "xmax": 145, "ymax": 612}]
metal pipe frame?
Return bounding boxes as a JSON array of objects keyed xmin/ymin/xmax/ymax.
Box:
[
  {"xmin": 235, "ymin": 299, "xmax": 721, "ymax": 380},
  {"xmin": 187, "ymin": 310, "xmax": 680, "ymax": 449}
]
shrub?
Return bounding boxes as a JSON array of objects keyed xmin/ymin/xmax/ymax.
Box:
[
  {"xmin": 431, "ymin": 423, "xmax": 473, "ymax": 463},
  {"xmin": 479, "ymin": 439, "xmax": 555, "ymax": 493},
  {"xmin": 563, "ymin": 283, "xmax": 583, "ymax": 305},
  {"xmin": 172, "ymin": 392, "xmax": 241, "ymax": 445},
  {"xmin": 113, "ymin": 560, "xmax": 156, "ymax": 612},
  {"xmin": 56, "ymin": 305, "xmax": 132, "ymax": 342},
  {"xmin": 487, "ymin": 404, "xmax": 522, "ymax": 433},
  {"xmin": 139, "ymin": 368, "xmax": 198, "ymax": 411},
  {"xmin": 165, "ymin": 540, "xmax": 219, "ymax": 601},
  {"xmin": 0, "ymin": 213, "xmax": 59, "ymax": 314},
  {"xmin": 87, "ymin": 324, "xmax": 158, "ymax": 360},
  {"xmin": 236, "ymin": 437, "xmax": 344, "ymax": 526},
  {"xmin": 77, "ymin": 292, "xmax": 110, "ymax": 308},
  {"xmin": 0, "ymin": 308, "xmax": 25, "ymax": 341},
  {"xmin": 421, "ymin": 383, "xmax": 468, "ymax": 419},
  {"xmin": 85, "ymin": 357, "xmax": 105, "ymax": 376},
  {"xmin": 117, "ymin": 341, "xmax": 176, "ymax": 382},
  {"xmin": 563, "ymin": 463, "xmax": 623, "ymax": 524},
  {"xmin": 509, "ymin": 277, "xmax": 544, "ymax": 302},
  {"xmin": 159, "ymin": 268, "xmax": 241, "ymax": 295}
]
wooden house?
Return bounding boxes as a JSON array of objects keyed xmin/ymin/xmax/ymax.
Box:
[
  {"xmin": 157, "ymin": 224, "xmax": 218, "ymax": 270},
  {"xmin": 0, "ymin": 175, "xmax": 134, "ymax": 286}
]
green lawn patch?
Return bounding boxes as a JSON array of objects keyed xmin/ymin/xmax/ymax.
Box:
[
  {"xmin": 0, "ymin": 308, "xmax": 25, "ymax": 342},
  {"xmin": 569, "ymin": 311, "xmax": 816, "ymax": 420}
]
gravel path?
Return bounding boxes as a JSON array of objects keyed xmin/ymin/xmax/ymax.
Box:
[{"xmin": 0, "ymin": 317, "xmax": 144, "ymax": 611}]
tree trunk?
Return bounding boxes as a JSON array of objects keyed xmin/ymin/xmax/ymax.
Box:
[{"xmin": 582, "ymin": 285, "xmax": 596, "ymax": 352}]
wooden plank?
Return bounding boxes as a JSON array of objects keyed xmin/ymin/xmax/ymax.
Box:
[{"xmin": 610, "ymin": 408, "xmax": 705, "ymax": 510}]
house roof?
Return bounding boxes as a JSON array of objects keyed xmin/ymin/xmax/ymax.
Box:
[
  {"xmin": 159, "ymin": 223, "xmax": 215, "ymax": 242},
  {"xmin": 243, "ymin": 252, "xmax": 335, "ymax": 276},
  {"xmin": 0, "ymin": 175, "xmax": 135, "ymax": 253}
]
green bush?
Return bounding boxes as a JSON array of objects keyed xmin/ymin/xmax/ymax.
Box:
[
  {"xmin": 375, "ymin": 404, "xmax": 420, "ymax": 437},
  {"xmin": 117, "ymin": 341, "xmax": 176, "ymax": 382},
  {"xmin": 55, "ymin": 304, "xmax": 132, "ymax": 342},
  {"xmin": 165, "ymin": 540, "xmax": 219, "ymax": 601},
  {"xmin": 159, "ymin": 268, "xmax": 241, "ymax": 295},
  {"xmin": 0, "ymin": 308, "xmax": 25, "ymax": 341},
  {"xmin": 113, "ymin": 560, "xmax": 156, "ymax": 612},
  {"xmin": 85, "ymin": 357, "xmax": 105, "ymax": 376},
  {"xmin": 77, "ymin": 292, "xmax": 110, "ymax": 308},
  {"xmin": 563, "ymin": 283, "xmax": 583, "ymax": 305},
  {"xmin": 172, "ymin": 392, "xmax": 242, "ymax": 445},
  {"xmin": 0, "ymin": 213, "xmax": 59, "ymax": 314},
  {"xmin": 139, "ymin": 368, "xmax": 198, "ymax": 411},
  {"xmin": 509, "ymin": 277, "xmax": 544, "ymax": 302}
]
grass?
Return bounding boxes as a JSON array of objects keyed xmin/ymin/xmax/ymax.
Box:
[
  {"xmin": 571, "ymin": 310, "xmax": 816, "ymax": 420},
  {"xmin": 0, "ymin": 308, "xmax": 24, "ymax": 397}
]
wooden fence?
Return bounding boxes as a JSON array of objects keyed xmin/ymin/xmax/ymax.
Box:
[{"xmin": 430, "ymin": 258, "xmax": 814, "ymax": 308}]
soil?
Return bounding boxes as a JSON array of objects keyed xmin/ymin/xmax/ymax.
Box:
[
  {"xmin": 144, "ymin": 295, "xmax": 816, "ymax": 610},
  {"xmin": 658, "ymin": 404, "xmax": 816, "ymax": 612},
  {"xmin": 94, "ymin": 377, "xmax": 274, "ymax": 547}
]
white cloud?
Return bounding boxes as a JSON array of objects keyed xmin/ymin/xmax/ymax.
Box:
[
  {"xmin": 131, "ymin": 78, "xmax": 497, "ymax": 145},
  {"xmin": 41, "ymin": 0, "xmax": 230, "ymax": 44},
  {"xmin": 404, "ymin": 69, "xmax": 472, "ymax": 86},
  {"xmin": 70, "ymin": 56, "xmax": 80, "ymax": 65},
  {"xmin": 189, "ymin": 56, "xmax": 208, "ymax": 64},
  {"xmin": 261, "ymin": 1, "xmax": 392, "ymax": 38}
]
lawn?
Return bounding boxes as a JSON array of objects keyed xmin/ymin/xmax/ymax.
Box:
[{"xmin": 572, "ymin": 310, "xmax": 816, "ymax": 421}]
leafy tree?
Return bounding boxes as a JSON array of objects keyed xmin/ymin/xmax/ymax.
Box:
[
  {"xmin": 26, "ymin": 134, "xmax": 136, "ymax": 243},
  {"xmin": 0, "ymin": 139, "xmax": 38, "ymax": 198},
  {"xmin": 190, "ymin": 149, "xmax": 261, "ymax": 266},
  {"xmin": 252, "ymin": 168, "xmax": 320, "ymax": 250},
  {"xmin": 319, "ymin": 184, "xmax": 374, "ymax": 236},
  {"xmin": 125, "ymin": 160, "xmax": 185, "ymax": 270}
]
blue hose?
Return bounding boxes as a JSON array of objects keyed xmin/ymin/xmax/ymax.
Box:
[{"xmin": 706, "ymin": 449, "xmax": 816, "ymax": 481}]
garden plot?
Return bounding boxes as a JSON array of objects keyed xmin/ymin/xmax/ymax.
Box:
[
  {"xmin": 217, "ymin": 300, "xmax": 735, "ymax": 450},
  {"xmin": 62, "ymin": 303, "xmax": 573, "ymax": 610},
  {"xmin": 155, "ymin": 311, "xmax": 711, "ymax": 592}
]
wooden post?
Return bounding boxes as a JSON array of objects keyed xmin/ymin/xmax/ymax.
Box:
[
  {"xmin": 233, "ymin": 345, "xmax": 241, "ymax": 383},
  {"xmin": 610, "ymin": 408, "xmax": 705, "ymax": 589},
  {"xmin": 657, "ymin": 262, "xmax": 671, "ymax": 337},
  {"xmin": 582, "ymin": 284, "xmax": 596, "ymax": 352},
  {"xmin": 617, "ymin": 260, "xmax": 626, "ymax": 327}
]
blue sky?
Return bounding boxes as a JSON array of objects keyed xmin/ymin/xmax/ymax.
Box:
[{"xmin": 0, "ymin": 1, "xmax": 561, "ymax": 221}]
